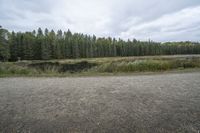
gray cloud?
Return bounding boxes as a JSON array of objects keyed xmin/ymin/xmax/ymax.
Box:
[
  {"xmin": 120, "ymin": 6, "xmax": 200, "ymax": 42},
  {"xmin": 0, "ymin": 0, "xmax": 200, "ymax": 41}
]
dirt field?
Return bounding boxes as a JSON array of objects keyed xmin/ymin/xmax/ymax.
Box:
[{"xmin": 0, "ymin": 73, "xmax": 200, "ymax": 133}]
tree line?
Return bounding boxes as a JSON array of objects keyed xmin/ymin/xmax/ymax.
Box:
[{"xmin": 0, "ymin": 26, "xmax": 200, "ymax": 61}]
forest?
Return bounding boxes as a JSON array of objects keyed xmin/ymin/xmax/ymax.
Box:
[{"xmin": 0, "ymin": 26, "xmax": 200, "ymax": 61}]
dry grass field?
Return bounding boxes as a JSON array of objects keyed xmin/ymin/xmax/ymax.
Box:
[{"xmin": 1, "ymin": 55, "xmax": 200, "ymax": 77}]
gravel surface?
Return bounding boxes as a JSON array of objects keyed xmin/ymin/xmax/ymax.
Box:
[{"xmin": 0, "ymin": 73, "xmax": 200, "ymax": 133}]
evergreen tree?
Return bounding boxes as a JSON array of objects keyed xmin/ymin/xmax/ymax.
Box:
[
  {"xmin": 1, "ymin": 27, "xmax": 200, "ymax": 61},
  {"xmin": 0, "ymin": 26, "xmax": 10, "ymax": 61}
]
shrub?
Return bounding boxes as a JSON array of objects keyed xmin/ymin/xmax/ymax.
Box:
[{"xmin": 96, "ymin": 59, "xmax": 199, "ymax": 73}]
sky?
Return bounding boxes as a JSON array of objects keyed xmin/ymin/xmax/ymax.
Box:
[{"xmin": 1, "ymin": 0, "xmax": 200, "ymax": 42}]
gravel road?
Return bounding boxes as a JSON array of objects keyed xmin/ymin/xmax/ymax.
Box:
[{"xmin": 0, "ymin": 73, "xmax": 200, "ymax": 133}]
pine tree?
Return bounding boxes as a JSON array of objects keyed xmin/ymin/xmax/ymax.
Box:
[
  {"xmin": 9, "ymin": 31, "xmax": 18, "ymax": 61},
  {"xmin": 0, "ymin": 27, "xmax": 200, "ymax": 61},
  {"xmin": 41, "ymin": 28, "xmax": 51, "ymax": 60},
  {"xmin": 0, "ymin": 26, "xmax": 10, "ymax": 61},
  {"xmin": 34, "ymin": 28, "xmax": 43, "ymax": 59}
]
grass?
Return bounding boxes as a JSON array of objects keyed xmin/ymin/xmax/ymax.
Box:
[
  {"xmin": 95, "ymin": 58, "xmax": 200, "ymax": 73},
  {"xmin": 1, "ymin": 55, "xmax": 200, "ymax": 77},
  {"xmin": 0, "ymin": 62, "xmax": 38, "ymax": 76}
]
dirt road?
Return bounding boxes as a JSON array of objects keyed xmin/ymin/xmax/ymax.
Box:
[{"xmin": 0, "ymin": 73, "xmax": 200, "ymax": 133}]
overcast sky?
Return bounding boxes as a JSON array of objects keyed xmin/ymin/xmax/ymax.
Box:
[{"xmin": 1, "ymin": 0, "xmax": 200, "ymax": 42}]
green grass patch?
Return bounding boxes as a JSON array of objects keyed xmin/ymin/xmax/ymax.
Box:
[
  {"xmin": 1, "ymin": 55, "xmax": 200, "ymax": 76},
  {"xmin": 95, "ymin": 58, "xmax": 200, "ymax": 73}
]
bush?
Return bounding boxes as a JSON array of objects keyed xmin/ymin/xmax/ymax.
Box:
[
  {"xmin": 0, "ymin": 63, "xmax": 37, "ymax": 75},
  {"xmin": 1, "ymin": 56, "xmax": 200, "ymax": 76},
  {"xmin": 96, "ymin": 59, "xmax": 200, "ymax": 73}
]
